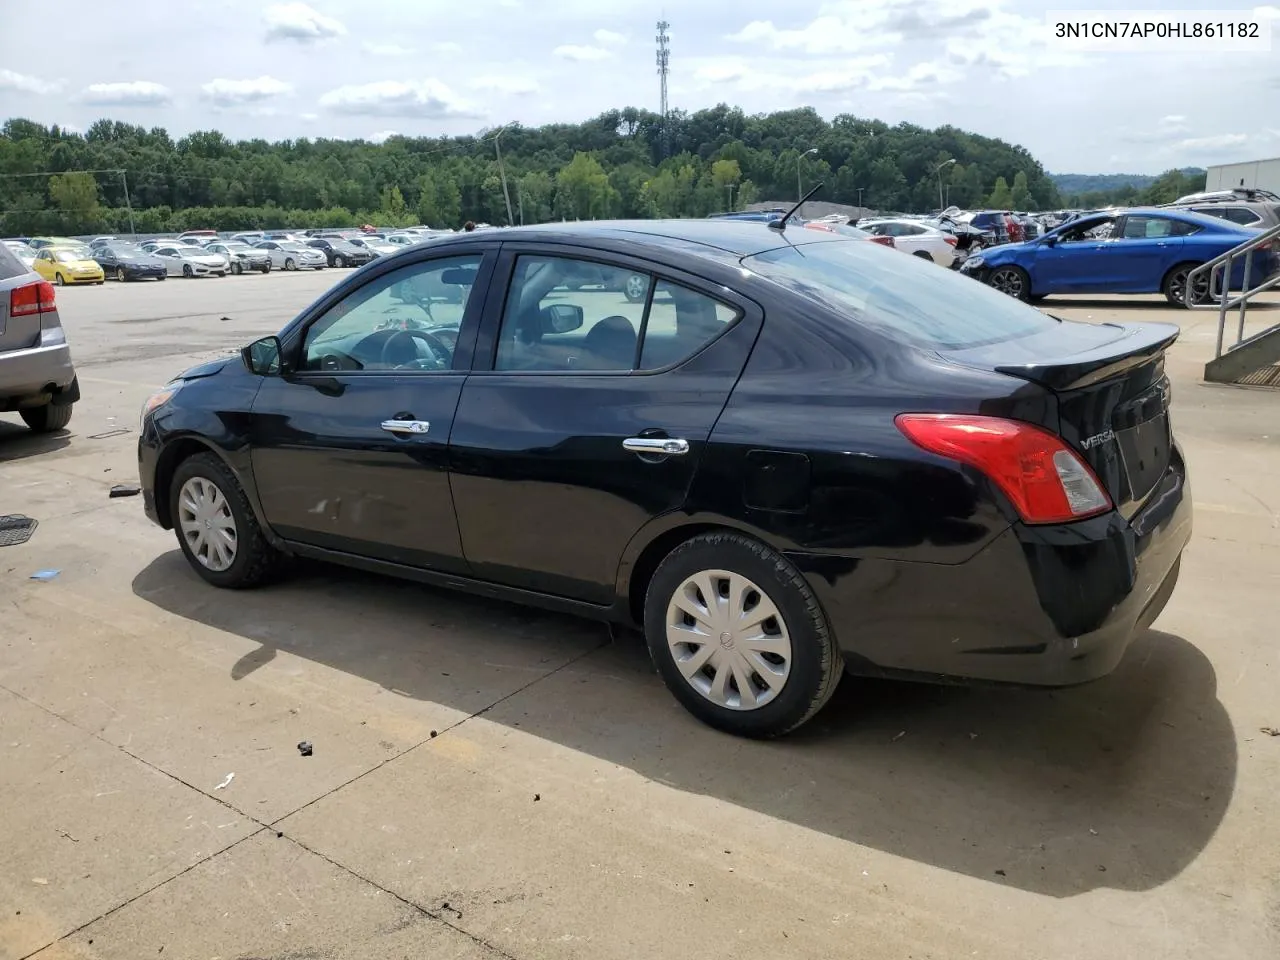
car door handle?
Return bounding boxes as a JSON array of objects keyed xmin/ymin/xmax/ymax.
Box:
[
  {"xmin": 623, "ymin": 437, "xmax": 690, "ymax": 455},
  {"xmin": 381, "ymin": 419, "xmax": 430, "ymax": 435}
]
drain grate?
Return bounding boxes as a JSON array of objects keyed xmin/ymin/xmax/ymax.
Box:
[
  {"xmin": 1237, "ymin": 364, "xmax": 1280, "ymax": 388},
  {"xmin": 0, "ymin": 515, "xmax": 38, "ymax": 547}
]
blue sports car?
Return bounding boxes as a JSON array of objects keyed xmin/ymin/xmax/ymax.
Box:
[{"xmin": 959, "ymin": 207, "xmax": 1275, "ymax": 307}]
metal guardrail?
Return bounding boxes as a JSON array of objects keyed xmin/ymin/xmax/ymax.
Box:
[{"xmin": 1184, "ymin": 222, "xmax": 1280, "ymax": 358}]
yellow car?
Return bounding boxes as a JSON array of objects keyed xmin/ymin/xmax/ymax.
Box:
[{"xmin": 33, "ymin": 247, "xmax": 105, "ymax": 285}]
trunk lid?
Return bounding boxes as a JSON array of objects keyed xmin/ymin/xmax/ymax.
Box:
[
  {"xmin": 946, "ymin": 319, "xmax": 1180, "ymax": 518},
  {"xmin": 0, "ymin": 248, "xmax": 42, "ymax": 352}
]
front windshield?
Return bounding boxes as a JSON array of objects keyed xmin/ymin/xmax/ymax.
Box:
[
  {"xmin": 222, "ymin": 243, "xmax": 253, "ymax": 252},
  {"xmin": 746, "ymin": 238, "xmax": 1057, "ymax": 351},
  {"xmin": 54, "ymin": 250, "xmax": 85, "ymax": 263}
]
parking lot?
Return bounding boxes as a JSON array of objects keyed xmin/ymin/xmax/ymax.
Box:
[{"xmin": 2, "ymin": 271, "xmax": 1278, "ymax": 960}]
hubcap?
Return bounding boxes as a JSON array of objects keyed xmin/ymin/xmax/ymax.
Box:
[
  {"xmin": 665, "ymin": 570, "xmax": 793, "ymax": 711},
  {"xmin": 990, "ymin": 268, "xmax": 1023, "ymax": 298},
  {"xmin": 1171, "ymin": 269, "xmax": 1210, "ymax": 304},
  {"xmin": 117, "ymin": 268, "xmax": 125, "ymax": 281},
  {"xmin": 625, "ymin": 274, "xmax": 647, "ymax": 300},
  {"xmin": 177, "ymin": 477, "xmax": 238, "ymax": 572}
]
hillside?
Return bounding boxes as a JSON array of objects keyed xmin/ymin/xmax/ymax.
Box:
[
  {"xmin": 1, "ymin": 108, "xmax": 1064, "ymax": 235},
  {"xmin": 1050, "ymin": 168, "xmax": 1206, "ymax": 199}
]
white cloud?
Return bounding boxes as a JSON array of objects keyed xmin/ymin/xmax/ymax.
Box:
[
  {"xmin": 1176, "ymin": 134, "xmax": 1250, "ymax": 153},
  {"xmin": 793, "ymin": 56, "xmax": 895, "ymax": 93},
  {"xmin": 693, "ymin": 54, "xmax": 892, "ymax": 95},
  {"xmin": 369, "ymin": 130, "xmax": 399, "ymax": 143},
  {"xmin": 0, "ymin": 68, "xmax": 55, "ymax": 94},
  {"xmin": 554, "ymin": 44, "xmax": 612, "ymax": 62},
  {"xmin": 318, "ymin": 80, "xmax": 482, "ymax": 119},
  {"xmin": 300, "ymin": 113, "xmax": 319, "ymax": 121},
  {"xmin": 868, "ymin": 61, "xmax": 960, "ymax": 92},
  {"xmin": 470, "ymin": 75, "xmax": 541, "ymax": 95},
  {"xmin": 201, "ymin": 76, "xmax": 293, "ymax": 107},
  {"xmin": 593, "ymin": 29, "xmax": 626, "ymax": 45},
  {"xmin": 363, "ymin": 42, "xmax": 414, "ymax": 57},
  {"xmin": 263, "ymin": 3, "xmax": 346, "ymax": 43},
  {"xmin": 78, "ymin": 81, "xmax": 173, "ymax": 106},
  {"xmin": 433, "ymin": 41, "xmax": 463, "ymax": 55}
]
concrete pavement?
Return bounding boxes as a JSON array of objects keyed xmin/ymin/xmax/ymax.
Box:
[{"xmin": 1, "ymin": 272, "xmax": 1277, "ymax": 959}]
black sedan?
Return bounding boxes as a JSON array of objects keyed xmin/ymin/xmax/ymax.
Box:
[
  {"xmin": 94, "ymin": 243, "xmax": 167, "ymax": 281},
  {"xmin": 136, "ymin": 220, "xmax": 1191, "ymax": 738},
  {"xmin": 306, "ymin": 237, "xmax": 375, "ymax": 268}
]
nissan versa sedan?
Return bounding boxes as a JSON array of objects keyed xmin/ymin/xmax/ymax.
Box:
[
  {"xmin": 94, "ymin": 243, "xmax": 167, "ymax": 282},
  {"xmin": 137, "ymin": 220, "xmax": 1192, "ymax": 738}
]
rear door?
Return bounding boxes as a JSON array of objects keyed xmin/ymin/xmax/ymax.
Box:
[
  {"xmin": 448, "ymin": 246, "xmax": 761, "ymax": 605},
  {"xmin": 1110, "ymin": 215, "xmax": 1184, "ymax": 290},
  {"xmin": 249, "ymin": 249, "xmax": 495, "ymax": 572}
]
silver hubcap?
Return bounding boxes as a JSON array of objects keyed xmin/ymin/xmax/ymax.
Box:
[
  {"xmin": 665, "ymin": 569, "xmax": 792, "ymax": 711},
  {"xmin": 990, "ymin": 268, "xmax": 1024, "ymax": 298},
  {"xmin": 625, "ymin": 274, "xmax": 647, "ymax": 299},
  {"xmin": 1171, "ymin": 270, "xmax": 1209, "ymax": 304},
  {"xmin": 177, "ymin": 477, "xmax": 238, "ymax": 572}
]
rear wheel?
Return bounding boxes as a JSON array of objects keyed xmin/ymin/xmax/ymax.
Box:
[
  {"xmin": 20, "ymin": 403, "xmax": 73, "ymax": 433},
  {"xmin": 261, "ymin": 263, "xmax": 271, "ymax": 273},
  {"xmin": 284, "ymin": 258, "xmax": 296, "ymax": 271},
  {"xmin": 623, "ymin": 272, "xmax": 649, "ymax": 303},
  {"xmin": 54, "ymin": 273, "xmax": 65, "ymax": 286},
  {"xmin": 334, "ymin": 254, "xmax": 345, "ymax": 268},
  {"xmin": 1163, "ymin": 262, "xmax": 1211, "ymax": 308},
  {"xmin": 987, "ymin": 264, "xmax": 1031, "ymax": 301},
  {"xmin": 183, "ymin": 264, "xmax": 194, "ymax": 278},
  {"xmin": 116, "ymin": 267, "xmax": 127, "ymax": 282},
  {"xmin": 912, "ymin": 250, "xmax": 933, "ymax": 261},
  {"xmin": 644, "ymin": 532, "xmax": 842, "ymax": 738},
  {"xmin": 169, "ymin": 453, "xmax": 284, "ymax": 589},
  {"xmin": 232, "ymin": 261, "xmax": 243, "ymax": 275}
]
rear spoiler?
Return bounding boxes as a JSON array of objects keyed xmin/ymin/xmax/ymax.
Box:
[{"xmin": 994, "ymin": 321, "xmax": 1180, "ymax": 391}]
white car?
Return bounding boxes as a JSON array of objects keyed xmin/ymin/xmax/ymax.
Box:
[
  {"xmin": 348, "ymin": 236, "xmax": 399, "ymax": 258},
  {"xmin": 151, "ymin": 244, "xmax": 230, "ymax": 277},
  {"xmin": 254, "ymin": 240, "xmax": 327, "ymax": 271},
  {"xmin": 856, "ymin": 219, "xmax": 958, "ymax": 266},
  {"xmin": 383, "ymin": 233, "xmax": 422, "ymax": 247}
]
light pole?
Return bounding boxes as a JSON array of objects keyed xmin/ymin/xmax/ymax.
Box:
[
  {"xmin": 797, "ymin": 147, "xmax": 818, "ymax": 202},
  {"xmin": 935, "ymin": 158, "xmax": 956, "ymax": 213},
  {"xmin": 856, "ymin": 187, "xmax": 864, "ymax": 210}
]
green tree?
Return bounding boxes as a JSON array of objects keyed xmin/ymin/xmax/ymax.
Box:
[
  {"xmin": 379, "ymin": 184, "xmax": 410, "ymax": 226},
  {"xmin": 988, "ymin": 176, "xmax": 1014, "ymax": 208},
  {"xmin": 47, "ymin": 171, "xmax": 103, "ymax": 232},
  {"xmin": 555, "ymin": 152, "xmax": 612, "ymax": 220},
  {"xmin": 710, "ymin": 158, "xmax": 742, "ymax": 187},
  {"xmin": 1010, "ymin": 171, "xmax": 1032, "ymax": 210}
]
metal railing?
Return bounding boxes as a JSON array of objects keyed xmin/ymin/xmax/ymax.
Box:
[{"xmin": 1184, "ymin": 222, "xmax": 1280, "ymax": 358}]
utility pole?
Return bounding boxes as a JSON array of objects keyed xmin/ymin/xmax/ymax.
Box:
[
  {"xmin": 516, "ymin": 179, "xmax": 525, "ymax": 225},
  {"xmin": 856, "ymin": 187, "xmax": 864, "ymax": 210},
  {"xmin": 118, "ymin": 169, "xmax": 136, "ymax": 236},
  {"xmin": 493, "ymin": 128, "xmax": 515, "ymax": 226},
  {"xmin": 797, "ymin": 147, "xmax": 818, "ymax": 202},
  {"xmin": 725, "ymin": 184, "xmax": 735, "ymax": 211},
  {"xmin": 656, "ymin": 20, "xmax": 670, "ymax": 160},
  {"xmin": 935, "ymin": 158, "xmax": 956, "ymax": 214}
]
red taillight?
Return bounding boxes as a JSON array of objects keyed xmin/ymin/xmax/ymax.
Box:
[
  {"xmin": 894, "ymin": 414, "xmax": 1112, "ymax": 524},
  {"xmin": 9, "ymin": 280, "xmax": 56, "ymax": 318},
  {"xmin": 869, "ymin": 235, "xmax": 895, "ymax": 247},
  {"xmin": 944, "ymin": 236, "xmax": 958, "ymax": 246}
]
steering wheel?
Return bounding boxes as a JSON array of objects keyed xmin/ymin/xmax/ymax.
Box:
[{"xmin": 378, "ymin": 328, "xmax": 453, "ymax": 370}]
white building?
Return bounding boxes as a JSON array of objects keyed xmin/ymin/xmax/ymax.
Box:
[{"xmin": 1204, "ymin": 157, "xmax": 1280, "ymax": 194}]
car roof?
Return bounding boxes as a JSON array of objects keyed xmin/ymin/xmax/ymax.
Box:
[{"xmin": 436, "ymin": 218, "xmax": 831, "ymax": 258}]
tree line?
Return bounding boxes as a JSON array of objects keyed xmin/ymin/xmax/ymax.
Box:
[
  {"xmin": 1055, "ymin": 168, "xmax": 1209, "ymax": 211},
  {"xmin": 4, "ymin": 105, "xmax": 1081, "ymax": 236}
]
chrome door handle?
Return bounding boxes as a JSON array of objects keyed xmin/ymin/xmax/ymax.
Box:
[
  {"xmin": 623, "ymin": 437, "xmax": 689, "ymax": 456},
  {"xmin": 381, "ymin": 419, "xmax": 430, "ymax": 435}
]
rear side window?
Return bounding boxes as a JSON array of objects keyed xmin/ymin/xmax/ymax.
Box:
[
  {"xmin": 746, "ymin": 239, "xmax": 1057, "ymax": 351},
  {"xmin": 0, "ymin": 243, "xmax": 27, "ymax": 280},
  {"xmin": 1224, "ymin": 207, "xmax": 1262, "ymax": 225}
]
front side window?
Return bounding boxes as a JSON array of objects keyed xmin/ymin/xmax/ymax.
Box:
[
  {"xmin": 300, "ymin": 254, "xmax": 482, "ymax": 373},
  {"xmin": 493, "ymin": 255, "xmax": 739, "ymax": 373}
]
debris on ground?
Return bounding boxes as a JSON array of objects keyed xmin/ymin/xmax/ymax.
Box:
[
  {"xmin": 534, "ymin": 794, "xmax": 541, "ymax": 802},
  {"xmin": 214, "ymin": 773, "xmax": 235, "ymax": 790},
  {"xmin": 108, "ymin": 484, "xmax": 141, "ymax": 499},
  {"xmin": 297, "ymin": 741, "xmax": 313, "ymax": 757},
  {"xmin": 29, "ymin": 569, "xmax": 60, "ymax": 581},
  {"xmin": 32, "ymin": 878, "xmax": 48, "ymax": 885},
  {"xmin": 0, "ymin": 515, "xmax": 39, "ymax": 547},
  {"xmin": 1261, "ymin": 727, "xmax": 1280, "ymax": 737},
  {"xmin": 87, "ymin": 428, "xmax": 132, "ymax": 440},
  {"xmin": 890, "ymin": 731, "xmax": 906, "ymax": 742},
  {"xmin": 994, "ymin": 869, "xmax": 1006, "ymax": 877},
  {"xmin": 429, "ymin": 730, "xmax": 438, "ymax": 738}
]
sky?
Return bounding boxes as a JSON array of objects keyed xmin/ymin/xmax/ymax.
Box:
[{"xmin": 1, "ymin": 0, "xmax": 1277, "ymax": 175}]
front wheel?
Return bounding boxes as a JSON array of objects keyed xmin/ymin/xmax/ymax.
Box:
[
  {"xmin": 54, "ymin": 273, "xmax": 65, "ymax": 286},
  {"xmin": 333, "ymin": 255, "xmax": 345, "ymax": 268},
  {"xmin": 644, "ymin": 532, "xmax": 842, "ymax": 738},
  {"xmin": 170, "ymin": 453, "xmax": 284, "ymax": 589},
  {"xmin": 912, "ymin": 250, "xmax": 933, "ymax": 261},
  {"xmin": 1163, "ymin": 262, "xmax": 1211, "ymax": 308},
  {"xmin": 987, "ymin": 264, "xmax": 1031, "ymax": 301},
  {"xmin": 284, "ymin": 258, "xmax": 296, "ymax": 271},
  {"xmin": 20, "ymin": 403, "xmax": 73, "ymax": 433},
  {"xmin": 623, "ymin": 272, "xmax": 648, "ymax": 303},
  {"xmin": 261, "ymin": 263, "xmax": 271, "ymax": 273},
  {"xmin": 116, "ymin": 267, "xmax": 127, "ymax": 282},
  {"xmin": 232, "ymin": 262, "xmax": 242, "ymax": 275},
  {"xmin": 183, "ymin": 264, "xmax": 194, "ymax": 278}
]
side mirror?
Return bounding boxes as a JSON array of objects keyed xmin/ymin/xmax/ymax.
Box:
[
  {"xmin": 440, "ymin": 267, "xmax": 477, "ymax": 285},
  {"xmin": 540, "ymin": 303, "xmax": 584, "ymax": 335},
  {"xmin": 242, "ymin": 335, "xmax": 283, "ymax": 376}
]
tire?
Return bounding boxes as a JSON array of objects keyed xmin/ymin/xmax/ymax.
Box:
[
  {"xmin": 284, "ymin": 258, "xmax": 296, "ymax": 271},
  {"xmin": 643, "ymin": 532, "xmax": 842, "ymax": 738},
  {"xmin": 1163, "ymin": 262, "xmax": 1211, "ymax": 308},
  {"xmin": 20, "ymin": 402, "xmax": 73, "ymax": 433},
  {"xmin": 232, "ymin": 262, "xmax": 242, "ymax": 275},
  {"xmin": 54, "ymin": 273, "xmax": 65, "ymax": 286},
  {"xmin": 183, "ymin": 264, "xmax": 194, "ymax": 278},
  {"xmin": 623, "ymin": 272, "xmax": 649, "ymax": 303},
  {"xmin": 333, "ymin": 255, "xmax": 345, "ymax": 268},
  {"xmin": 169, "ymin": 452, "xmax": 284, "ymax": 590},
  {"xmin": 912, "ymin": 250, "xmax": 933, "ymax": 261},
  {"xmin": 116, "ymin": 267, "xmax": 127, "ymax": 282},
  {"xmin": 987, "ymin": 264, "xmax": 1031, "ymax": 301},
  {"xmin": 261, "ymin": 263, "xmax": 271, "ymax": 273}
]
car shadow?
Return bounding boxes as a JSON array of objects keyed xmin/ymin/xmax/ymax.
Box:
[
  {"xmin": 132, "ymin": 551, "xmax": 1235, "ymax": 899},
  {"xmin": 0, "ymin": 419, "xmax": 71, "ymax": 461}
]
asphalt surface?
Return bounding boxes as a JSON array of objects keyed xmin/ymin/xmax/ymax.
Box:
[{"xmin": 1, "ymin": 268, "xmax": 1278, "ymax": 960}]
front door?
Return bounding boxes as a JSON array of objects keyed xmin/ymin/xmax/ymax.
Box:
[
  {"xmin": 249, "ymin": 251, "xmax": 493, "ymax": 573},
  {"xmin": 1033, "ymin": 218, "xmax": 1120, "ymax": 293},
  {"xmin": 448, "ymin": 249, "xmax": 760, "ymax": 605}
]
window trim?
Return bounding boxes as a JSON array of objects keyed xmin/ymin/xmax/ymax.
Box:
[
  {"xmin": 472, "ymin": 243, "xmax": 749, "ymax": 378},
  {"xmin": 279, "ymin": 246, "xmax": 499, "ymax": 379}
]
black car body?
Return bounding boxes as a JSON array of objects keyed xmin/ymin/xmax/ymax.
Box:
[
  {"xmin": 137, "ymin": 220, "xmax": 1191, "ymax": 737},
  {"xmin": 307, "ymin": 237, "xmax": 375, "ymax": 268},
  {"xmin": 94, "ymin": 244, "xmax": 167, "ymax": 281}
]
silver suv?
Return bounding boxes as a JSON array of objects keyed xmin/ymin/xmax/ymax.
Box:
[
  {"xmin": 1162, "ymin": 188, "xmax": 1280, "ymax": 231},
  {"xmin": 0, "ymin": 243, "xmax": 79, "ymax": 432}
]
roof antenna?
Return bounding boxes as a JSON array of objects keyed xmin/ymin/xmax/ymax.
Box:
[{"xmin": 770, "ymin": 182, "xmax": 824, "ymax": 231}]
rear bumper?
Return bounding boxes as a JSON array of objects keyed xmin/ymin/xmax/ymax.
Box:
[
  {"xmin": 0, "ymin": 343, "xmax": 77, "ymax": 408},
  {"xmin": 794, "ymin": 446, "xmax": 1192, "ymax": 687}
]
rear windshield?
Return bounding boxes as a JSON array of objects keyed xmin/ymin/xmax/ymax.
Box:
[
  {"xmin": 0, "ymin": 243, "xmax": 28, "ymax": 280},
  {"xmin": 745, "ymin": 239, "xmax": 1059, "ymax": 351}
]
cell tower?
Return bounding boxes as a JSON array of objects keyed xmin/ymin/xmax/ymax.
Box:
[{"xmin": 656, "ymin": 19, "xmax": 670, "ymax": 158}]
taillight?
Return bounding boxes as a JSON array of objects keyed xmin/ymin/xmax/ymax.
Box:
[
  {"xmin": 944, "ymin": 236, "xmax": 958, "ymax": 246},
  {"xmin": 869, "ymin": 236, "xmax": 895, "ymax": 247},
  {"xmin": 894, "ymin": 414, "xmax": 1112, "ymax": 524},
  {"xmin": 9, "ymin": 280, "xmax": 56, "ymax": 317}
]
